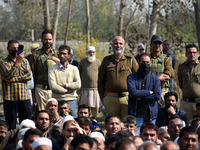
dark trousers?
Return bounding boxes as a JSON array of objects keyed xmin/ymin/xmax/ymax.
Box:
[{"xmin": 4, "ymin": 100, "xmax": 32, "ymax": 130}]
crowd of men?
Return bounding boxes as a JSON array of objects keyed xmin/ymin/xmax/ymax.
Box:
[{"xmin": 0, "ymin": 29, "xmax": 200, "ymax": 150}]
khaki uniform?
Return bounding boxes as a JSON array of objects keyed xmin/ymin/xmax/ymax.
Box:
[
  {"xmin": 31, "ymin": 48, "xmax": 58, "ymax": 110},
  {"xmin": 178, "ymin": 60, "xmax": 200, "ymax": 121},
  {"xmin": 98, "ymin": 54, "xmax": 138, "ymax": 118},
  {"xmin": 150, "ymin": 54, "xmax": 174, "ymax": 107}
]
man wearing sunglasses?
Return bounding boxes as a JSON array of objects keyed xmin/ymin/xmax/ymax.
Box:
[
  {"xmin": 167, "ymin": 117, "xmax": 184, "ymax": 141},
  {"xmin": 178, "ymin": 44, "xmax": 200, "ymax": 123}
]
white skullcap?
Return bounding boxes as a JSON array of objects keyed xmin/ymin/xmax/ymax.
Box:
[
  {"xmin": 46, "ymin": 98, "xmax": 58, "ymax": 105},
  {"xmin": 16, "ymin": 140, "xmax": 23, "ymax": 150},
  {"xmin": 89, "ymin": 132, "xmax": 105, "ymax": 141},
  {"xmin": 32, "ymin": 137, "xmax": 52, "ymax": 150},
  {"xmin": 87, "ymin": 46, "xmax": 96, "ymax": 52},
  {"xmin": 17, "ymin": 128, "xmax": 30, "ymax": 140},
  {"xmin": 63, "ymin": 115, "xmax": 75, "ymax": 125},
  {"xmin": 19, "ymin": 119, "xmax": 36, "ymax": 129},
  {"xmin": 70, "ymin": 49, "xmax": 74, "ymax": 55}
]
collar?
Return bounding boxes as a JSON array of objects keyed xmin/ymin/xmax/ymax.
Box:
[
  {"xmin": 41, "ymin": 47, "xmax": 53, "ymax": 55},
  {"xmin": 59, "ymin": 63, "xmax": 68, "ymax": 70},
  {"xmin": 112, "ymin": 54, "xmax": 126, "ymax": 61},
  {"xmin": 185, "ymin": 59, "xmax": 199, "ymax": 65}
]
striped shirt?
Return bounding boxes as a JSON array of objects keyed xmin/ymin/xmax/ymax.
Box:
[{"xmin": 0, "ymin": 56, "xmax": 32, "ymax": 101}]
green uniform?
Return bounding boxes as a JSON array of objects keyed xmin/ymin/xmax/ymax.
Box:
[
  {"xmin": 98, "ymin": 54, "xmax": 138, "ymax": 98},
  {"xmin": 32, "ymin": 48, "xmax": 58, "ymax": 86},
  {"xmin": 31, "ymin": 47, "xmax": 58, "ymax": 110},
  {"xmin": 178, "ymin": 60, "xmax": 200, "ymax": 99},
  {"xmin": 98, "ymin": 54, "xmax": 138, "ymax": 118},
  {"xmin": 150, "ymin": 53, "xmax": 174, "ymax": 81},
  {"xmin": 178, "ymin": 60, "xmax": 200, "ymax": 122},
  {"xmin": 150, "ymin": 53, "xmax": 174, "ymax": 107}
]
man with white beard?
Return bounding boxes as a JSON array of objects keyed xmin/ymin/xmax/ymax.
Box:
[
  {"xmin": 78, "ymin": 46, "xmax": 101, "ymax": 118},
  {"xmin": 98, "ymin": 36, "xmax": 138, "ymax": 118}
]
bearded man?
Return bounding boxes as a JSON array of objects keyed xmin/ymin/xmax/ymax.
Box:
[
  {"xmin": 78, "ymin": 46, "xmax": 101, "ymax": 118},
  {"xmin": 98, "ymin": 36, "xmax": 138, "ymax": 118},
  {"xmin": 157, "ymin": 91, "xmax": 187, "ymax": 127}
]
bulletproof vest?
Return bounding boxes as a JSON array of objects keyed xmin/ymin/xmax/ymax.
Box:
[
  {"xmin": 150, "ymin": 54, "xmax": 170, "ymax": 88},
  {"xmin": 150, "ymin": 54, "xmax": 166, "ymax": 76}
]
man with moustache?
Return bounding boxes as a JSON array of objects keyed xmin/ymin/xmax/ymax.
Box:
[
  {"xmin": 178, "ymin": 44, "xmax": 200, "ymax": 122},
  {"xmin": 48, "ymin": 45, "xmax": 81, "ymax": 117},
  {"xmin": 150, "ymin": 34, "xmax": 174, "ymax": 107},
  {"xmin": 34, "ymin": 110, "xmax": 55, "ymax": 142},
  {"xmin": 32, "ymin": 30, "xmax": 60, "ymax": 111},
  {"xmin": 79, "ymin": 46, "xmax": 101, "ymax": 118},
  {"xmin": 157, "ymin": 92, "xmax": 187, "ymax": 127},
  {"xmin": 98, "ymin": 36, "xmax": 138, "ymax": 118},
  {"xmin": 0, "ymin": 40, "xmax": 32, "ymax": 129}
]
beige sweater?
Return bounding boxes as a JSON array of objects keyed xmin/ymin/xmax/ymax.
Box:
[{"xmin": 48, "ymin": 63, "xmax": 81, "ymax": 101}]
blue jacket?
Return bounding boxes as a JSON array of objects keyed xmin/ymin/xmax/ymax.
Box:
[
  {"xmin": 156, "ymin": 107, "xmax": 187, "ymax": 127},
  {"xmin": 127, "ymin": 72, "xmax": 161, "ymax": 119}
]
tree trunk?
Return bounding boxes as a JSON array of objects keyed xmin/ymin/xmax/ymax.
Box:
[
  {"xmin": 149, "ymin": 0, "xmax": 160, "ymax": 38},
  {"xmin": 194, "ymin": 0, "xmax": 200, "ymax": 50},
  {"xmin": 85, "ymin": 0, "xmax": 91, "ymax": 47},
  {"xmin": 52, "ymin": 0, "xmax": 60, "ymax": 49},
  {"xmin": 42, "ymin": 0, "xmax": 51, "ymax": 30},
  {"xmin": 118, "ymin": 0, "xmax": 126, "ymax": 37},
  {"xmin": 64, "ymin": 0, "xmax": 72, "ymax": 45}
]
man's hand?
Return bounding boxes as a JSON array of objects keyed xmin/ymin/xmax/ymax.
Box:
[
  {"xmin": 2, "ymin": 77, "xmax": 12, "ymax": 82},
  {"xmin": 15, "ymin": 52, "xmax": 24, "ymax": 65},
  {"xmin": 166, "ymin": 106, "xmax": 176, "ymax": 115},
  {"xmin": 59, "ymin": 84, "xmax": 66, "ymax": 88},
  {"xmin": 150, "ymin": 91, "xmax": 153, "ymax": 94},
  {"xmin": 48, "ymin": 56, "xmax": 60, "ymax": 63},
  {"xmin": 101, "ymin": 98, "xmax": 104, "ymax": 105},
  {"xmin": 158, "ymin": 74, "xmax": 170, "ymax": 82},
  {"xmin": 63, "ymin": 137, "xmax": 73, "ymax": 149}
]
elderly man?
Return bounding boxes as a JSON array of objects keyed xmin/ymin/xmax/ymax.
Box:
[
  {"xmin": 79, "ymin": 46, "xmax": 101, "ymax": 118},
  {"xmin": 178, "ymin": 44, "xmax": 200, "ymax": 122},
  {"xmin": 45, "ymin": 98, "xmax": 63, "ymax": 140},
  {"xmin": 157, "ymin": 92, "xmax": 187, "ymax": 127},
  {"xmin": 98, "ymin": 36, "xmax": 138, "ymax": 118},
  {"xmin": 150, "ymin": 34, "xmax": 174, "ymax": 107},
  {"xmin": 0, "ymin": 40, "xmax": 32, "ymax": 129},
  {"xmin": 48, "ymin": 45, "xmax": 81, "ymax": 117},
  {"xmin": 127, "ymin": 53, "xmax": 161, "ymax": 135}
]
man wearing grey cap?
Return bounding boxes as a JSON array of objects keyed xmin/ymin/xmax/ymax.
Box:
[
  {"xmin": 135, "ymin": 43, "xmax": 145, "ymax": 62},
  {"xmin": 150, "ymin": 34, "xmax": 174, "ymax": 107}
]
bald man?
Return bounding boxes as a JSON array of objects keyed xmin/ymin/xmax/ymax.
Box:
[{"xmin": 98, "ymin": 36, "xmax": 138, "ymax": 118}]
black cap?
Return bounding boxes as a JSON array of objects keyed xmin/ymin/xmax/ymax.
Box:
[{"xmin": 151, "ymin": 34, "xmax": 163, "ymax": 43}]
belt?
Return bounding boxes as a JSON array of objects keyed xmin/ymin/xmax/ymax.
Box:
[
  {"xmin": 182, "ymin": 97, "xmax": 200, "ymax": 102},
  {"xmin": 107, "ymin": 92, "xmax": 129, "ymax": 97},
  {"xmin": 36, "ymin": 84, "xmax": 50, "ymax": 90}
]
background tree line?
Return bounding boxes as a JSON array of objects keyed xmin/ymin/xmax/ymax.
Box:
[{"xmin": 0, "ymin": 0, "xmax": 199, "ymax": 50}]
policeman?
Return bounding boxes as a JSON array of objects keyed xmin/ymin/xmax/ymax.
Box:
[
  {"xmin": 98, "ymin": 36, "xmax": 138, "ymax": 118},
  {"xmin": 32, "ymin": 30, "xmax": 59, "ymax": 110},
  {"xmin": 178, "ymin": 44, "xmax": 200, "ymax": 121},
  {"xmin": 150, "ymin": 34, "xmax": 174, "ymax": 107}
]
